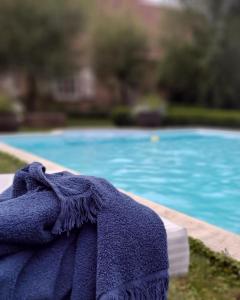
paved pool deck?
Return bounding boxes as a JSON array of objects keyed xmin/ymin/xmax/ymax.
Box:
[{"xmin": 0, "ymin": 141, "xmax": 240, "ymax": 261}]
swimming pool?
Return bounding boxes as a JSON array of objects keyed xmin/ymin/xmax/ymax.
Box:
[{"xmin": 1, "ymin": 129, "xmax": 240, "ymax": 234}]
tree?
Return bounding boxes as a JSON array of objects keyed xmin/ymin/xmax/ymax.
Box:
[
  {"xmin": 159, "ymin": 0, "xmax": 240, "ymax": 108},
  {"xmin": 91, "ymin": 17, "xmax": 149, "ymax": 105},
  {"xmin": 0, "ymin": 0, "xmax": 85, "ymax": 111}
]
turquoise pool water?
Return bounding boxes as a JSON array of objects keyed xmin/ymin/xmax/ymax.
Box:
[{"xmin": 1, "ymin": 129, "xmax": 240, "ymax": 234}]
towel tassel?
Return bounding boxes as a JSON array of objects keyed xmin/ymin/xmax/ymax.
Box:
[{"xmin": 52, "ymin": 187, "xmax": 103, "ymax": 235}]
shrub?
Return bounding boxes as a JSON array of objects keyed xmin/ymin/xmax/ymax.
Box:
[
  {"xmin": 165, "ymin": 106, "xmax": 240, "ymax": 128},
  {"xmin": 132, "ymin": 94, "xmax": 167, "ymax": 127},
  {"xmin": 24, "ymin": 112, "xmax": 66, "ymax": 128},
  {"xmin": 111, "ymin": 106, "xmax": 133, "ymax": 126},
  {"xmin": 134, "ymin": 93, "xmax": 167, "ymax": 114}
]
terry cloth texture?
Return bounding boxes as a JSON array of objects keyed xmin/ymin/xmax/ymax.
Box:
[{"xmin": 0, "ymin": 162, "xmax": 168, "ymax": 299}]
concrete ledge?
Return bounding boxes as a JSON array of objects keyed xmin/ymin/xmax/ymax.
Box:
[{"xmin": 1, "ymin": 141, "xmax": 240, "ymax": 261}]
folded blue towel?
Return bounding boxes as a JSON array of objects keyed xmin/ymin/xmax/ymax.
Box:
[{"xmin": 0, "ymin": 162, "xmax": 168, "ymax": 299}]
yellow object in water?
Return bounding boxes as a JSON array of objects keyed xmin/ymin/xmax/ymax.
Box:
[{"xmin": 150, "ymin": 135, "xmax": 160, "ymax": 142}]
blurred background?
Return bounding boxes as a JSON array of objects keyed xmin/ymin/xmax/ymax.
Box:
[{"xmin": 0, "ymin": 0, "xmax": 240, "ymax": 131}]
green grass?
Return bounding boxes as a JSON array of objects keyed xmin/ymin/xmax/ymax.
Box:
[
  {"xmin": 0, "ymin": 151, "xmax": 26, "ymax": 173},
  {"xmin": 167, "ymin": 106, "xmax": 240, "ymax": 128},
  {"xmin": 169, "ymin": 239, "xmax": 240, "ymax": 300},
  {"xmin": 1, "ymin": 151, "xmax": 240, "ymax": 299},
  {"xmin": 19, "ymin": 117, "xmax": 114, "ymax": 132}
]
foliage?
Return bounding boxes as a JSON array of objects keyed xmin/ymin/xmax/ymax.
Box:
[
  {"xmin": 132, "ymin": 94, "xmax": 167, "ymax": 127},
  {"xmin": 111, "ymin": 106, "xmax": 133, "ymax": 126},
  {"xmin": 91, "ymin": 16, "xmax": 148, "ymax": 104},
  {"xmin": 0, "ymin": 0, "xmax": 85, "ymax": 111},
  {"xmin": 0, "ymin": 0, "xmax": 85, "ymax": 74},
  {"xmin": 159, "ymin": 0, "xmax": 240, "ymax": 108},
  {"xmin": 0, "ymin": 94, "xmax": 15, "ymax": 113},
  {"xmin": 169, "ymin": 238, "xmax": 240, "ymax": 300},
  {"xmin": 159, "ymin": 42, "xmax": 205, "ymax": 105},
  {"xmin": 166, "ymin": 106, "xmax": 240, "ymax": 127}
]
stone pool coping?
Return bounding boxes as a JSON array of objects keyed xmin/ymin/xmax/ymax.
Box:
[{"xmin": 0, "ymin": 141, "xmax": 240, "ymax": 261}]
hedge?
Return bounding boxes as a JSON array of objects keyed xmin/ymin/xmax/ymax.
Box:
[{"xmin": 166, "ymin": 106, "xmax": 240, "ymax": 128}]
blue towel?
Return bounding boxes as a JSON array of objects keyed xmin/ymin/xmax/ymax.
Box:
[{"xmin": 0, "ymin": 162, "xmax": 168, "ymax": 299}]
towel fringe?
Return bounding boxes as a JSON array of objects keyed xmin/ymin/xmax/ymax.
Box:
[
  {"xmin": 52, "ymin": 188, "xmax": 103, "ymax": 235},
  {"xmin": 11, "ymin": 162, "xmax": 104, "ymax": 235},
  {"xmin": 100, "ymin": 276, "xmax": 168, "ymax": 300}
]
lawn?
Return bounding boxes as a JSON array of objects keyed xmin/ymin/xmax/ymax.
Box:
[
  {"xmin": 169, "ymin": 239, "xmax": 240, "ymax": 300},
  {"xmin": 20, "ymin": 116, "xmax": 114, "ymax": 132},
  {"xmin": 0, "ymin": 151, "xmax": 240, "ymax": 299},
  {"xmin": 0, "ymin": 151, "xmax": 26, "ymax": 173}
]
